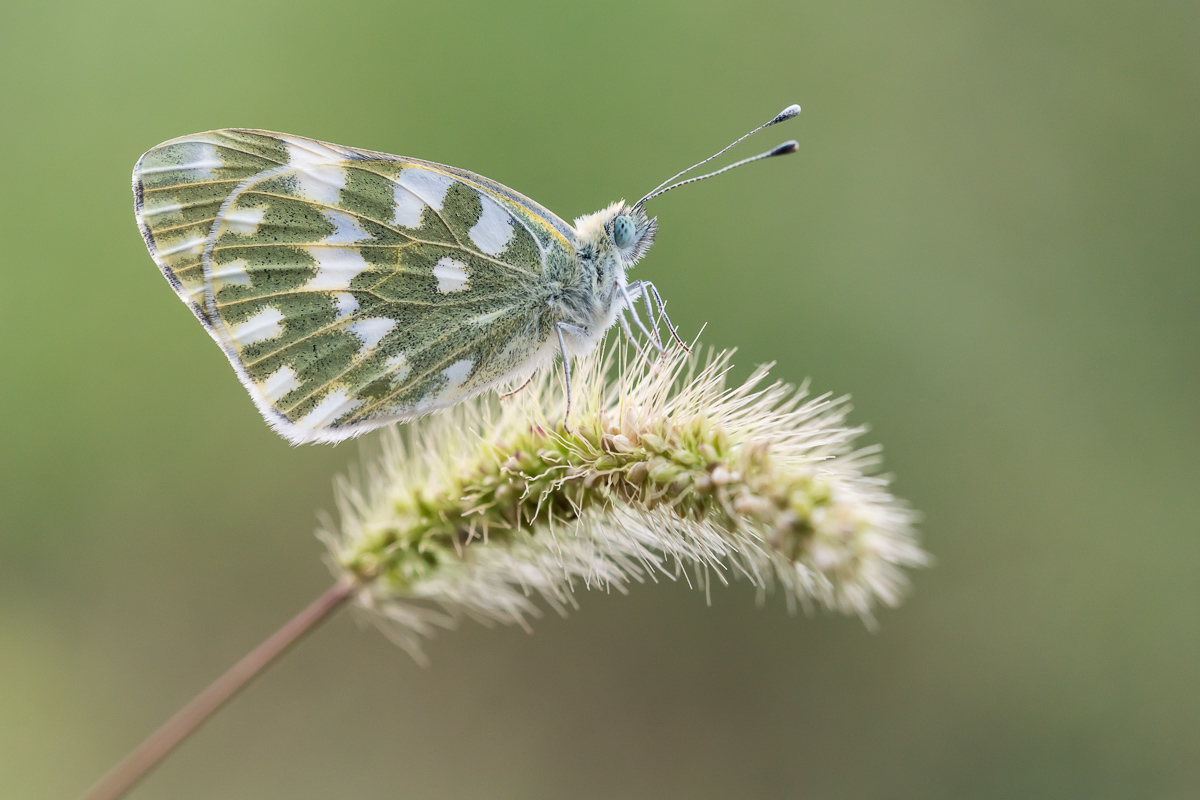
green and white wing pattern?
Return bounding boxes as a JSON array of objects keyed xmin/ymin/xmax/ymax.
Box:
[{"xmin": 134, "ymin": 129, "xmax": 578, "ymax": 443}]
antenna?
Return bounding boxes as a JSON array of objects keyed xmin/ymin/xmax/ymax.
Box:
[
  {"xmin": 633, "ymin": 104, "xmax": 800, "ymax": 210},
  {"xmin": 638, "ymin": 140, "xmax": 798, "ymax": 205}
]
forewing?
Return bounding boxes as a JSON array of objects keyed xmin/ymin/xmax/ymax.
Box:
[{"xmin": 133, "ymin": 129, "xmax": 572, "ymax": 443}]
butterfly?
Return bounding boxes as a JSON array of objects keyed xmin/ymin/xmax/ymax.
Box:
[{"xmin": 133, "ymin": 105, "xmax": 800, "ymax": 444}]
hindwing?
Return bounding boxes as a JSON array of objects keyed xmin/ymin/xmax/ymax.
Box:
[{"xmin": 133, "ymin": 129, "xmax": 578, "ymax": 443}]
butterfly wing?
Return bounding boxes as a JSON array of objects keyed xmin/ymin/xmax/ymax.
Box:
[
  {"xmin": 133, "ymin": 129, "xmax": 578, "ymax": 443},
  {"xmin": 134, "ymin": 129, "xmax": 296, "ymax": 326}
]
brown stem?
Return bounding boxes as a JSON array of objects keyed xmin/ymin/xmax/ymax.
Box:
[{"xmin": 80, "ymin": 578, "xmax": 358, "ymax": 800}]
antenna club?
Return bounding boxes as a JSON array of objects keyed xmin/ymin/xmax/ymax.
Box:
[
  {"xmin": 771, "ymin": 104, "xmax": 802, "ymax": 125},
  {"xmin": 635, "ymin": 104, "xmax": 803, "ymax": 208}
]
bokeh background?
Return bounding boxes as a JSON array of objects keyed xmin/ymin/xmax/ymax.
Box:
[{"xmin": 2, "ymin": 1, "xmax": 1197, "ymax": 797}]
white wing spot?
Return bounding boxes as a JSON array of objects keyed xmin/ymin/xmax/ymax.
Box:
[
  {"xmin": 392, "ymin": 181, "xmax": 426, "ymax": 227},
  {"xmin": 433, "ymin": 257, "xmax": 470, "ymax": 293},
  {"xmin": 211, "ymin": 258, "xmax": 252, "ymax": 290},
  {"xmin": 140, "ymin": 142, "xmax": 223, "ymax": 178},
  {"xmin": 231, "ymin": 306, "xmax": 284, "ymax": 346},
  {"xmin": 332, "ymin": 292, "xmax": 359, "ymax": 319},
  {"xmin": 304, "ymin": 247, "xmax": 372, "ymax": 291},
  {"xmin": 293, "ymin": 165, "xmax": 346, "ymax": 206},
  {"xmin": 415, "ymin": 362, "xmax": 475, "ymax": 412},
  {"xmin": 417, "ymin": 358, "xmax": 474, "ymax": 410},
  {"xmin": 261, "ymin": 366, "xmax": 301, "ymax": 402},
  {"xmin": 468, "ymin": 193, "xmax": 514, "ymax": 255},
  {"xmin": 471, "ymin": 308, "xmax": 508, "ymax": 326},
  {"xmin": 347, "ymin": 317, "xmax": 395, "ymax": 351},
  {"xmin": 141, "ymin": 201, "xmax": 183, "ymax": 220},
  {"xmin": 321, "ymin": 209, "xmax": 371, "ymax": 244},
  {"xmin": 385, "ymin": 353, "xmax": 411, "ymax": 384},
  {"xmin": 397, "ymin": 168, "xmax": 453, "ymax": 212},
  {"xmin": 158, "ymin": 236, "xmax": 206, "ymax": 257},
  {"xmin": 296, "ymin": 389, "xmax": 361, "ymax": 430},
  {"xmin": 443, "ymin": 358, "xmax": 473, "ymax": 389},
  {"xmin": 281, "ymin": 136, "xmax": 345, "ymax": 169},
  {"xmin": 223, "ymin": 206, "xmax": 268, "ymax": 236}
]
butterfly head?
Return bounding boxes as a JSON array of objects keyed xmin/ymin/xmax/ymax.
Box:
[
  {"xmin": 574, "ymin": 201, "xmax": 658, "ymax": 269},
  {"xmin": 608, "ymin": 202, "xmax": 658, "ymax": 265}
]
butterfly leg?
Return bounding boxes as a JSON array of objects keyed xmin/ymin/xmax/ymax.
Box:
[
  {"xmin": 620, "ymin": 282, "xmax": 665, "ymax": 353},
  {"xmin": 555, "ymin": 322, "xmax": 582, "ymax": 428},
  {"xmin": 498, "ymin": 371, "xmax": 537, "ymax": 400},
  {"xmin": 627, "ymin": 280, "xmax": 668, "ymax": 355},
  {"xmin": 617, "ymin": 309, "xmax": 655, "ymax": 364},
  {"xmin": 639, "ymin": 280, "xmax": 690, "ymax": 352}
]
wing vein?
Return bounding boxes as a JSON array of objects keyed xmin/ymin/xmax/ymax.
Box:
[{"xmin": 141, "ymin": 178, "xmax": 242, "ymax": 193}]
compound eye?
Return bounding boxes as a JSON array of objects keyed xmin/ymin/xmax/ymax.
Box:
[{"xmin": 613, "ymin": 215, "xmax": 636, "ymax": 249}]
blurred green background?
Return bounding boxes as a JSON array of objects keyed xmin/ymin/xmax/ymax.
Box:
[{"xmin": 2, "ymin": 1, "xmax": 1197, "ymax": 797}]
